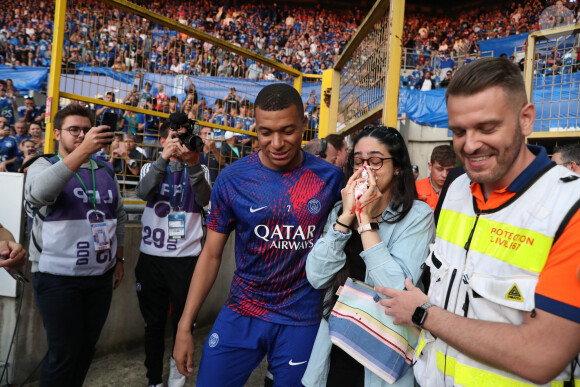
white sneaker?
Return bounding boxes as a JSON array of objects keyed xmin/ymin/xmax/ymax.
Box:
[{"xmin": 168, "ymin": 357, "xmax": 186, "ymax": 387}]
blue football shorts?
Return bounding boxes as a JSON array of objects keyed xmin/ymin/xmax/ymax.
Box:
[{"xmin": 196, "ymin": 306, "xmax": 319, "ymax": 387}]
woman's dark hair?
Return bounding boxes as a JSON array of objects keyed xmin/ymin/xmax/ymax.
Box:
[
  {"xmin": 350, "ymin": 126, "xmax": 417, "ymax": 223},
  {"xmin": 321, "ymin": 126, "xmax": 417, "ymax": 319}
]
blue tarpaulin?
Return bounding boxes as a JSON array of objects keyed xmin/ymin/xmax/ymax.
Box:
[
  {"xmin": 399, "ymin": 88, "xmax": 449, "ymax": 128},
  {"xmin": 477, "ymin": 33, "xmax": 529, "ymax": 57},
  {"xmin": 0, "ymin": 65, "xmax": 49, "ymax": 93}
]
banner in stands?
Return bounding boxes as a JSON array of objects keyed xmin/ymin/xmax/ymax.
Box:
[{"xmin": 0, "ymin": 65, "xmax": 49, "ymax": 93}]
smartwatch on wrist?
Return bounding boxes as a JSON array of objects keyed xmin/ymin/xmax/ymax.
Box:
[
  {"xmin": 412, "ymin": 302, "xmax": 433, "ymax": 328},
  {"xmin": 116, "ymin": 256, "xmax": 125, "ymax": 264},
  {"xmin": 357, "ymin": 222, "xmax": 379, "ymax": 234}
]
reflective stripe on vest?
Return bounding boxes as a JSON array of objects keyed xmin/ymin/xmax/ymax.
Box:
[
  {"xmin": 436, "ymin": 350, "xmax": 535, "ymax": 387},
  {"xmin": 437, "ymin": 209, "xmax": 553, "ymax": 274},
  {"xmin": 436, "ymin": 350, "xmax": 580, "ymax": 387}
]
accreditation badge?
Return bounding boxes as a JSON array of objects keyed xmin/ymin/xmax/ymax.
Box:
[
  {"xmin": 91, "ymin": 221, "xmax": 111, "ymax": 251},
  {"xmin": 168, "ymin": 211, "xmax": 186, "ymax": 239}
]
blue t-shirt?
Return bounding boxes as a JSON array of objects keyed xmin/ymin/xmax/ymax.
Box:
[
  {"xmin": 207, "ymin": 151, "xmax": 343, "ymax": 326},
  {"xmin": 0, "ymin": 136, "xmax": 18, "ymax": 171},
  {"xmin": 0, "ymin": 97, "xmax": 15, "ymax": 125}
]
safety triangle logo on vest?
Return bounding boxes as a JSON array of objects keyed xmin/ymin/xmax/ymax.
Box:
[{"xmin": 505, "ymin": 283, "xmax": 524, "ymax": 302}]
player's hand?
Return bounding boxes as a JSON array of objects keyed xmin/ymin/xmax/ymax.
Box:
[
  {"xmin": 113, "ymin": 261, "xmax": 124, "ymax": 289},
  {"xmin": 173, "ymin": 328, "xmax": 195, "ymax": 377},
  {"xmin": 0, "ymin": 162, "xmax": 7, "ymax": 172},
  {"xmin": 0, "ymin": 241, "xmax": 26, "ymax": 270}
]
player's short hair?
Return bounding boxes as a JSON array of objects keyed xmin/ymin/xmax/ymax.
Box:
[
  {"xmin": 446, "ymin": 57, "xmax": 527, "ymax": 107},
  {"xmin": 255, "ymin": 83, "xmax": 304, "ymax": 118},
  {"xmin": 553, "ymin": 143, "xmax": 580, "ymax": 164},
  {"xmin": 54, "ymin": 104, "xmax": 94, "ymax": 130},
  {"xmin": 430, "ymin": 145, "xmax": 456, "ymax": 166}
]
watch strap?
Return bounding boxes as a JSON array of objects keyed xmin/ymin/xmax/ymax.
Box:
[{"xmin": 357, "ymin": 222, "xmax": 379, "ymax": 234}]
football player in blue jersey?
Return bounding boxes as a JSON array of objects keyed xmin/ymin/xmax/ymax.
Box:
[{"xmin": 174, "ymin": 83, "xmax": 343, "ymax": 386}]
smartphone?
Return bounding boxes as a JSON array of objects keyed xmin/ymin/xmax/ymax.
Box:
[{"xmin": 100, "ymin": 111, "xmax": 117, "ymax": 143}]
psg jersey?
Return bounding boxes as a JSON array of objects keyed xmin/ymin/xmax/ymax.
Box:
[{"xmin": 208, "ymin": 151, "xmax": 343, "ymax": 326}]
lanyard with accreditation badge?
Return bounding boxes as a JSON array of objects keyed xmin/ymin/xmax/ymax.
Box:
[
  {"xmin": 166, "ymin": 164, "xmax": 187, "ymax": 239},
  {"xmin": 58, "ymin": 153, "xmax": 110, "ymax": 251}
]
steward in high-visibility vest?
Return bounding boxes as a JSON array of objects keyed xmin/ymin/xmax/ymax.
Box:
[
  {"xmin": 373, "ymin": 58, "xmax": 580, "ymax": 387},
  {"xmin": 414, "ymin": 158, "xmax": 580, "ymax": 386}
]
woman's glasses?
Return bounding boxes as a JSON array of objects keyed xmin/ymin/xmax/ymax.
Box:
[{"xmin": 350, "ymin": 156, "xmax": 393, "ymax": 170}]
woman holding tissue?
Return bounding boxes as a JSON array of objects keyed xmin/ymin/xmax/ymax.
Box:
[{"xmin": 302, "ymin": 126, "xmax": 435, "ymax": 387}]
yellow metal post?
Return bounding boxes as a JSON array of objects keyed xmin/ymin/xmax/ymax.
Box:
[
  {"xmin": 523, "ymin": 34, "xmax": 536, "ymax": 102},
  {"xmin": 319, "ymin": 69, "xmax": 340, "ymax": 138},
  {"xmin": 382, "ymin": 0, "xmax": 405, "ymax": 128},
  {"xmin": 44, "ymin": 0, "xmax": 67, "ymax": 154},
  {"xmin": 293, "ymin": 75, "xmax": 303, "ymax": 96}
]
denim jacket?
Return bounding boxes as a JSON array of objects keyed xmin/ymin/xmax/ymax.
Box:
[{"xmin": 302, "ymin": 199, "xmax": 435, "ymax": 387}]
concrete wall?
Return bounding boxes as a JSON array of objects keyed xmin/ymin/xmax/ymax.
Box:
[
  {"xmin": 0, "ymin": 221, "xmax": 236, "ymax": 384},
  {"xmin": 398, "ymin": 117, "xmax": 453, "ymax": 180}
]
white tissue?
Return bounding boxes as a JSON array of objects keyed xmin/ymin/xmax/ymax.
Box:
[{"xmin": 355, "ymin": 167, "xmax": 369, "ymax": 200}]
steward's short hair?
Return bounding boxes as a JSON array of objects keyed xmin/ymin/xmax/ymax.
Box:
[
  {"xmin": 446, "ymin": 57, "xmax": 527, "ymax": 107},
  {"xmin": 255, "ymin": 83, "xmax": 304, "ymax": 118}
]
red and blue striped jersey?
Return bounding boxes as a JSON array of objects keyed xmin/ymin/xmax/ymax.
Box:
[{"xmin": 208, "ymin": 151, "xmax": 343, "ymax": 326}]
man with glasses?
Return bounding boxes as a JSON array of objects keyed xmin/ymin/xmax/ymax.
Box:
[
  {"xmin": 24, "ymin": 104, "xmax": 127, "ymax": 386},
  {"xmin": 199, "ymin": 126, "xmax": 224, "ymax": 184},
  {"xmin": 135, "ymin": 116, "xmax": 211, "ymax": 387},
  {"xmin": 552, "ymin": 143, "xmax": 580, "ymax": 174}
]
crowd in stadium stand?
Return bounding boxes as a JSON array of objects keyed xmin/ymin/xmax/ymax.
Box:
[
  {"xmin": 1, "ymin": 0, "xmax": 579, "ymax": 177},
  {"xmin": 0, "ymin": 0, "xmax": 576, "ymax": 77}
]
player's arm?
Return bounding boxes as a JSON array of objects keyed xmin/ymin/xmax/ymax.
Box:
[{"xmin": 174, "ymin": 229, "xmax": 229, "ymax": 376}]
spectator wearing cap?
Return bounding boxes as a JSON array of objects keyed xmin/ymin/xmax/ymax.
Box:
[{"xmin": 220, "ymin": 131, "xmax": 241, "ymax": 167}]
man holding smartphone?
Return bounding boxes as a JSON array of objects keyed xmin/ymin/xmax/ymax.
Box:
[{"xmin": 25, "ymin": 104, "xmax": 126, "ymax": 386}]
